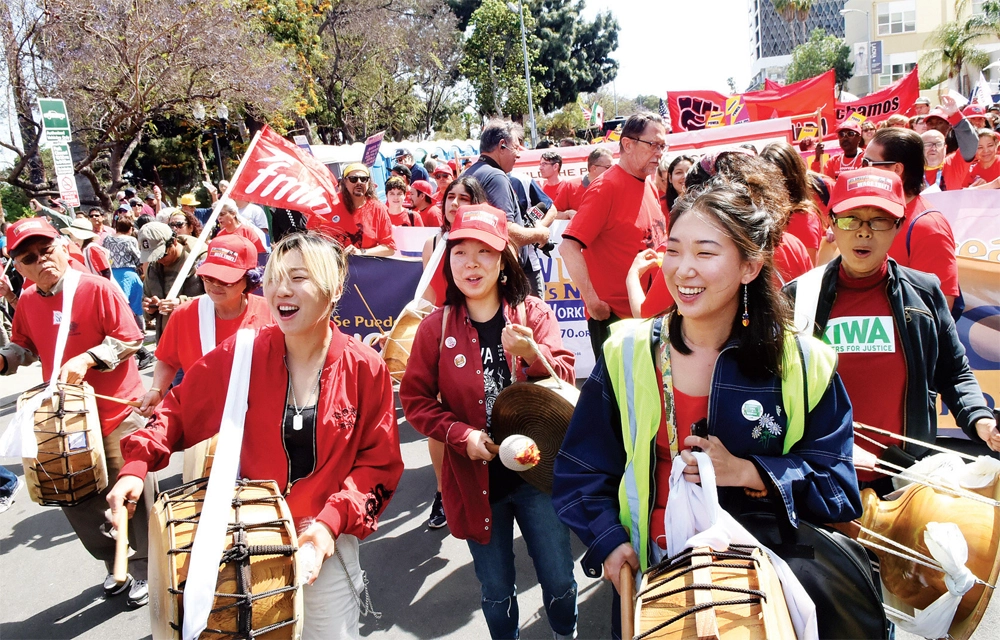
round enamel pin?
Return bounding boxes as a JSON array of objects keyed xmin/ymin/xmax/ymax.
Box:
[
  {"xmin": 741, "ymin": 400, "xmax": 764, "ymax": 421},
  {"xmin": 332, "ymin": 215, "xmax": 341, "ymax": 223},
  {"xmin": 454, "ymin": 354, "xmax": 467, "ymax": 368},
  {"xmin": 445, "ymin": 336, "xmax": 457, "ymax": 348}
]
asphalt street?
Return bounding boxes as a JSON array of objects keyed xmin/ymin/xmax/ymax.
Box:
[{"xmin": 0, "ymin": 360, "xmax": 997, "ymax": 639}]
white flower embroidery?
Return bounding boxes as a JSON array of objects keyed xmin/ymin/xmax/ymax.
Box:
[{"xmin": 754, "ymin": 413, "xmax": 782, "ymax": 444}]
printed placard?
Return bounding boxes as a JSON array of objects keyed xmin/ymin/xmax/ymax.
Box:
[{"xmin": 823, "ymin": 315, "xmax": 896, "ymax": 353}]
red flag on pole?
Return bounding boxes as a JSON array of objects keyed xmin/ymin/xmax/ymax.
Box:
[{"xmin": 229, "ymin": 125, "xmax": 340, "ymax": 224}]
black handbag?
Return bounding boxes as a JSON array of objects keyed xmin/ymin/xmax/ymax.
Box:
[{"xmin": 733, "ymin": 505, "xmax": 889, "ymax": 640}]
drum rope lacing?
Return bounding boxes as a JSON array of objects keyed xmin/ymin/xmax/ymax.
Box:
[
  {"xmin": 165, "ymin": 480, "xmax": 300, "ymax": 639},
  {"xmin": 634, "ymin": 545, "xmax": 768, "ymax": 640},
  {"xmin": 26, "ymin": 384, "xmax": 102, "ymax": 506}
]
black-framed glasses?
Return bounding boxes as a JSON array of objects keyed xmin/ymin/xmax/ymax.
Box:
[
  {"xmin": 624, "ymin": 137, "xmax": 667, "ymax": 152},
  {"xmin": 347, "ymin": 175, "xmax": 370, "ymax": 184},
  {"xmin": 15, "ymin": 243, "xmax": 56, "ymax": 266},
  {"xmin": 860, "ymin": 157, "xmax": 897, "ymax": 168},
  {"xmin": 831, "ymin": 216, "xmax": 900, "ymax": 232}
]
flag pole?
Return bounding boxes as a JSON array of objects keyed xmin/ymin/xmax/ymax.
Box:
[{"xmin": 165, "ymin": 129, "xmax": 263, "ymax": 300}]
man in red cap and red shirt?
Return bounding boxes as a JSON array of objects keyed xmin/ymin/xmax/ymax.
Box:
[
  {"xmin": 409, "ymin": 180, "xmax": 444, "ymax": 227},
  {"xmin": 0, "ymin": 218, "xmax": 152, "ymax": 607},
  {"xmin": 785, "ymin": 168, "xmax": 999, "ymax": 496},
  {"xmin": 431, "ymin": 164, "xmax": 454, "ymax": 207},
  {"xmin": 137, "ymin": 234, "xmax": 273, "ymax": 415},
  {"xmin": 812, "ymin": 120, "xmax": 865, "ymax": 178}
]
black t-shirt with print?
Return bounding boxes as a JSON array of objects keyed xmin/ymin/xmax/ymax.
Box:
[{"xmin": 471, "ymin": 306, "xmax": 524, "ymax": 502}]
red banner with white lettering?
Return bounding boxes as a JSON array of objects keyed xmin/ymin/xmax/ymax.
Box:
[
  {"xmin": 229, "ymin": 125, "xmax": 340, "ymax": 223},
  {"xmin": 835, "ymin": 67, "xmax": 919, "ymax": 124}
]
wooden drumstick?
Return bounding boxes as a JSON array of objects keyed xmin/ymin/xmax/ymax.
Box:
[
  {"xmin": 353, "ymin": 284, "xmax": 388, "ymax": 337},
  {"xmin": 86, "ymin": 391, "xmax": 143, "ymax": 408},
  {"xmin": 113, "ymin": 505, "xmax": 130, "ymax": 585},
  {"xmin": 620, "ymin": 562, "xmax": 635, "ymax": 640}
]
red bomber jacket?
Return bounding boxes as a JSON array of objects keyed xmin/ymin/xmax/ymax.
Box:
[
  {"xmin": 399, "ymin": 296, "xmax": 574, "ymax": 544},
  {"xmin": 120, "ymin": 324, "xmax": 403, "ymax": 539}
]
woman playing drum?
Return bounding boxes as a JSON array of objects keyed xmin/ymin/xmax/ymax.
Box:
[
  {"xmin": 399, "ymin": 205, "xmax": 579, "ymax": 639},
  {"xmin": 136, "ymin": 234, "xmax": 272, "ymax": 415},
  {"xmin": 783, "ymin": 166, "xmax": 998, "ymax": 496},
  {"xmin": 551, "ymin": 180, "xmax": 864, "ymax": 639},
  {"xmin": 108, "ymin": 233, "xmax": 404, "ymax": 639}
]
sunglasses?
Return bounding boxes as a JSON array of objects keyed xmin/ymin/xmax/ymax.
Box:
[
  {"xmin": 89, "ymin": 213, "xmax": 104, "ymax": 219},
  {"xmin": 860, "ymin": 157, "xmax": 897, "ymax": 168},
  {"xmin": 15, "ymin": 243, "xmax": 56, "ymax": 266},
  {"xmin": 347, "ymin": 175, "xmax": 370, "ymax": 184},
  {"xmin": 168, "ymin": 221, "xmax": 186, "ymax": 229}
]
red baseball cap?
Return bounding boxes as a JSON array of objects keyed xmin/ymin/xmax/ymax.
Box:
[
  {"xmin": 432, "ymin": 165, "xmax": 454, "ymax": 178},
  {"xmin": 196, "ymin": 235, "xmax": 258, "ymax": 283},
  {"xmin": 963, "ymin": 104, "xmax": 986, "ymax": 117},
  {"xmin": 6, "ymin": 218, "xmax": 61, "ymax": 255},
  {"xmin": 925, "ymin": 107, "xmax": 949, "ymax": 122},
  {"xmin": 449, "ymin": 204, "xmax": 509, "ymax": 251},
  {"xmin": 837, "ymin": 120, "xmax": 862, "ymax": 135},
  {"xmin": 829, "ymin": 168, "xmax": 906, "ymax": 219},
  {"xmin": 410, "ymin": 180, "xmax": 434, "ymax": 198}
]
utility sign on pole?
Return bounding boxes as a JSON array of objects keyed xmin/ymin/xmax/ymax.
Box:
[
  {"xmin": 51, "ymin": 143, "xmax": 74, "ymax": 176},
  {"xmin": 37, "ymin": 98, "xmax": 72, "ymax": 143}
]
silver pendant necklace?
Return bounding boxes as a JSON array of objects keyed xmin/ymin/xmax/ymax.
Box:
[{"xmin": 285, "ymin": 356, "xmax": 322, "ymax": 431}]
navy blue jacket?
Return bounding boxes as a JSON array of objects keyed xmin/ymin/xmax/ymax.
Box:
[{"xmin": 552, "ymin": 319, "xmax": 862, "ymax": 578}]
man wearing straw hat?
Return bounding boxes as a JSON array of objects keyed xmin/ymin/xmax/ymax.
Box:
[{"xmin": 0, "ymin": 218, "xmax": 152, "ymax": 607}]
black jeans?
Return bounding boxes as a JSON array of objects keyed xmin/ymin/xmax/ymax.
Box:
[{"xmin": 587, "ymin": 313, "xmax": 621, "ymax": 362}]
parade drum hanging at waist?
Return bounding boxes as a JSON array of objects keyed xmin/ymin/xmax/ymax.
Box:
[
  {"xmin": 181, "ymin": 434, "xmax": 219, "ymax": 485},
  {"xmin": 149, "ymin": 478, "xmax": 303, "ymax": 640},
  {"xmin": 633, "ymin": 544, "xmax": 796, "ymax": 639},
  {"xmin": 382, "ymin": 300, "xmax": 432, "ymax": 384},
  {"xmin": 858, "ymin": 482, "xmax": 1000, "ymax": 640},
  {"xmin": 19, "ymin": 382, "xmax": 108, "ymax": 506},
  {"xmin": 490, "ymin": 376, "xmax": 579, "ymax": 493}
]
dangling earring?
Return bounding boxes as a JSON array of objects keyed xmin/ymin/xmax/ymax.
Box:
[
  {"xmin": 742, "ymin": 284, "xmax": 750, "ymax": 327},
  {"xmin": 500, "ymin": 270, "xmax": 508, "ymax": 285}
]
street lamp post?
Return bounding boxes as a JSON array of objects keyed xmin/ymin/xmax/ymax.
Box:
[
  {"xmin": 192, "ymin": 102, "xmax": 229, "ymax": 182},
  {"xmin": 841, "ymin": 8, "xmax": 873, "ymax": 96},
  {"xmin": 509, "ymin": 1, "xmax": 537, "ymax": 148}
]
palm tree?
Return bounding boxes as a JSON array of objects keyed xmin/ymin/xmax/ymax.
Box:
[
  {"xmin": 794, "ymin": 0, "xmax": 814, "ymax": 45},
  {"xmin": 920, "ymin": 0, "xmax": 993, "ymax": 94},
  {"xmin": 772, "ymin": 0, "xmax": 814, "ymax": 47}
]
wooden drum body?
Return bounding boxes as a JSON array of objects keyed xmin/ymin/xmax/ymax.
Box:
[
  {"xmin": 181, "ymin": 435, "xmax": 219, "ymax": 484},
  {"xmin": 382, "ymin": 299, "xmax": 433, "ymax": 385},
  {"xmin": 634, "ymin": 545, "xmax": 796, "ymax": 640},
  {"xmin": 19, "ymin": 382, "xmax": 108, "ymax": 506},
  {"xmin": 859, "ymin": 482, "xmax": 1000, "ymax": 640},
  {"xmin": 149, "ymin": 478, "xmax": 303, "ymax": 640}
]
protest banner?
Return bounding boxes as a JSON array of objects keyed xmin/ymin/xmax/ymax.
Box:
[
  {"xmin": 229, "ymin": 125, "xmax": 341, "ymax": 224},
  {"xmin": 834, "ymin": 68, "xmax": 919, "ymax": 124},
  {"xmin": 921, "ymin": 190, "xmax": 1000, "ymax": 435},
  {"xmin": 334, "ymin": 255, "xmax": 424, "ymax": 348},
  {"xmin": 666, "ymin": 90, "xmax": 727, "ymax": 132},
  {"xmin": 742, "ymin": 70, "xmax": 838, "ymax": 139}
]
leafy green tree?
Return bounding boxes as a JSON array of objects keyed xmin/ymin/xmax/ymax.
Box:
[
  {"xmin": 460, "ymin": 0, "xmax": 546, "ymax": 117},
  {"xmin": 530, "ymin": 0, "xmax": 619, "ymax": 113},
  {"xmin": 921, "ymin": 0, "xmax": 993, "ymax": 95},
  {"xmin": 786, "ymin": 28, "xmax": 854, "ymax": 88}
]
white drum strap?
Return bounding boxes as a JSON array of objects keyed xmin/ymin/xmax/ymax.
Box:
[
  {"xmin": 791, "ymin": 265, "xmax": 826, "ymax": 337},
  {"xmin": 413, "ymin": 231, "xmax": 447, "ymax": 303},
  {"xmin": 182, "ymin": 328, "xmax": 255, "ymax": 640},
  {"xmin": 197, "ymin": 295, "xmax": 216, "ymax": 356},
  {"xmin": 0, "ymin": 268, "xmax": 81, "ymax": 458}
]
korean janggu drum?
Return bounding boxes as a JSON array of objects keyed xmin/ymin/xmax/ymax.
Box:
[
  {"xmin": 149, "ymin": 478, "xmax": 303, "ymax": 639},
  {"xmin": 19, "ymin": 382, "xmax": 108, "ymax": 506},
  {"xmin": 182, "ymin": 435, "xmax": 219, "ymax": 484},
  {"xmin": 632, "ymin": 545, "xmax": 796, "ymax": 640},
  {"xmin": 382, "ymin": 299, "xmax": 433, "ymax": 385}
]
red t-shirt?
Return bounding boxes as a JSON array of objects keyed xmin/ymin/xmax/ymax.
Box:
[
  {"xmin": 309, "ymin": 199, "xmax": 396, "ymax": 250},
  {"xmin": 563, "ymin": 166, "xmax": 666, "ymax": 318},
  {"xmin": 887, "ymin": 196, "xmax": 959, "ymax": 297},
  {"xmin": 388, "ymin": 209, "xmax": 424, "ymax": 227},
  {"xmin": 826, "ymin": 262, "xmax": 907, "ymax": 482},
  {"xmin": 419, "ymin": 205, "xmax": 444, "ymax": 228},
  {"xmin": 217, "ymin": 224, "xmax": 266, "ymax": 254},
  {"xmin": 942, "ymin": 152, "xmax": 971, "ymax": 191},
  {"xmin": 964, "ymin": 159, "xmax": 1000, "ymax": 187},
  {"xmin": 543, "ymin": 178, "xmax": 584, "ymax": 212},
  {"xmin": 651, "ymin": 387, "xmax": 707, "ymax": 550},
  {"xmin": 774, "ymin": 232, "xmax": 813, "ymax": 285},
  {"xmin": 640, "ymin": 269, "xmax": 675, "ymax": 319},
  {"xmin": 818, "ymin": 152, "xmax": 864, "ymax": 179},
  {"xmin": 11, "ymin": 273, "xmax": 145, "ymax": 435},
  {"xmin": 785, "ymin": 209, "xmax": 822, "ymax": 251},
  {"xmin": 155, "ymin": 294, "xmax": 273, "ymax": 373}
]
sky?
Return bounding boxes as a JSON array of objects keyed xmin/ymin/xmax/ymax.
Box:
[{"xmin": 582, "ymin": 0, "xmax": 753, "ymax": 98}]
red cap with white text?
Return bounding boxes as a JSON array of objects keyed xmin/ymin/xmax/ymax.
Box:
[
  {"xmin": 196, "ymin": 235, "xmax": 258, "ymax": 283},
  {"xmin": 449, "ymin": 204, "xmax": 509, "ymax": 252},
  {"xmin": 6, "ymin": 218, "xmax": 61, "ymax": 255},
  {"xmin": 829, "ymin": 168, "xmax": 906, "ymax": 219}
]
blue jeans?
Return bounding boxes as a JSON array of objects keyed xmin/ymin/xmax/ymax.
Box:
[
  {"xmin": 0, "ymin": 465, "xmax": 17, "ymax": 497},
  {"xmin": 466, "ymin": 482, "xmax": 578, "ymax": 639}
]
